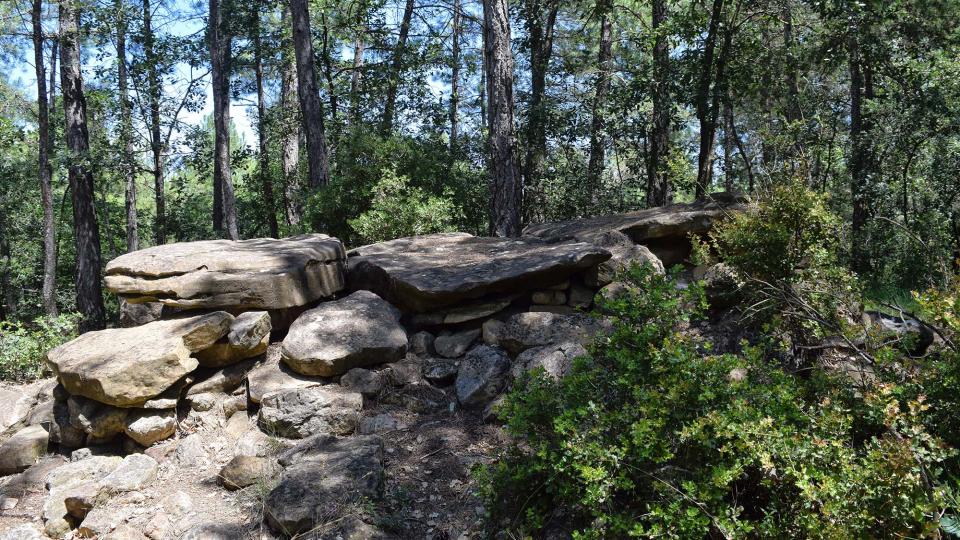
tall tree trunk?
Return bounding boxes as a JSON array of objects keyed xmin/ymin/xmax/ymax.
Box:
[
  {"xmin": 694, "ymin": 0, "xmax": 724, "ymax": 199},
  {"xmin": 210, "ymin": 0, "xmax": 239, "ymax": 239},
  {"xmin": 483, "ymin": 0, "xmax": 522, "ymax": 237},
  {"xmin": 848, "ymin": 30, "xmax": 871, "ymax": 274},
  {"xmin": 60, "ymin": 0, "xmax": 106, "ymax": 331},
  {"xmin": 33, "ymin": 0, "xmax": 58, "ymax": 316},
  {"xmin": 281, "ymin": 9, "xmax": 302, "ymax": 225},
  {"xmin": 522, "ymin": 0, "xmax": 558, "ymax": 221},
  {"xmin": 723, "ymin": 98, "xmax": 734, "ymax": 191},
  {"xmin": 449, "ymin": 0, "xmax": 462, "ymax": 152},
  {"xmin": 646, "ymin": 0, "xmax": 671, "ymax": 207},
  {"xmin": 116, "ymin": 0, "xmax": 138, "ymax": 252},
  {"xmin": 290, "ymin": 0, "xmax": 331, "ymax": 189},
  {"xmin": 253, "ymin": 5, "xmax": 278, "ymax": 238},
  {"xmin": 586, "ymin": 0, "xmax": 613, "ymax": 208},
  {"xmin": 143, "ymin": 0, "xmax": 165, "ymax": 244},
  {"xmin": 320, "ymin": 12, "xmax": 338, "ymax": 134},
  {"xmin": 349, "ymin": 32, "xmax": 365, "ymax": 123},
  {"xmin": 382, "ymin": 0, "xmax": 414, "ymax": 133}
]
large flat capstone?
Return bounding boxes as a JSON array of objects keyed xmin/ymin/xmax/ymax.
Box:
[
  {"xmin": 104, "ymin": 234, "xmax": 346, "ymax": 311},
  {"xmin": 523, "ymin": 193, "xmax": 749, "ymax": 265},
  {"xmin": 347, "ymin": 233, "xmax": 610, "ymax": 313},
  {"xmin": 46, "ymin": 312, "xmax": 233, "ymax": 407}
]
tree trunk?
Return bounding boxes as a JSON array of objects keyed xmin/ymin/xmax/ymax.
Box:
[
  {"xmin": 848, "ymin": 31, "xmax": 871, "ymax": 275},
  {"xmin": 143, "ymin": 0, "xmax": 165, "ymax": 244},
  {"xmin": 483, "ymin": 0, "xmax": 522, "ymax": 237},
  {"xmin": 449, "ymin": 0, "xmax": 462, "ymax": 152},
  {"xmin": 646, "ymin": 0, "xmax": 671, "ymax": 207},
  {"xmin": 60, "ymin": 0, "xmax": 106, "ymax": 331},
  {"xmin": 290, "ymin": 0, "xmax": 330, "ymax": 189},
  {"xmin": 382, "ymin": 0, "xmax": 414, "ymax": 133},
  {"xmin": 586, "ymin": 0, "xmax": 613, "ymax": 208},
  {"xmin": 522, "ymin": 0, "xmax": 558, "ymax": 220},
  {"xmin": 281, "ymin": 11, "xmax": 302, "ymax": 226},
  {"xmin": 210, "ymin": 0, "xmax": 239, "ymax": 239},
  {"xmin": 254, "ymin": 5, "xmax": 278, "ymax": 238},
  {"xmin": 320, "ymin": 12, "xmax": 339, "ymax": 135},
  {"xmin": 115, "ymin": 0, "xmax": 138, "ymax": 252},
  {"xmin": 33, "ymin": 0, "xmax": 58, "ymax": 316},
  {"xmin": 694, "ymin": 0, "xmax": 724, "ymax": 199},
  {"xmin": 723, "ymin": 98, "xmax": 734, "ymax": 191},
  {"xmin": 349, "ymin": 32, "xmax": 365, "ymax": 123}
]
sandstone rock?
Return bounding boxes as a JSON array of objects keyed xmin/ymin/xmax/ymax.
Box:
[
  {"xmin": 139, "ymin": 376, "xmax": 193, "ymax": 410},
  {"xmin": 258, "ymin": 386, "xmax": 362, "ymax": 438},
  {"xmin": 532, "ymin": 290, "xmax": 566, "ymax": 305},
  {"xmin": 118, "ymin": 298, "xmax": 164, "ymax": 327},
  {"xmin": 223, "ymin": 411, "xmax": 251, "ymax": 439},
  {"xmin": 49, "ymin": 386, "xmax": 86, "ymax": 448},
  {"xmin": 408, "ymin": 331, "xmax": 436, "ymax": 355},
  {"xmin": 76, "ymin": 505, "xmax": 128, "ymax": 538},
  {"xmin": 44, "ymin": 456, "xmax": 123, "ymax": 526},
  {"xmin": 68, "ymin": 395, "xmax": 128, "ymax": 440},
  {"xmin": 47, "ymin": 312, "xmax": 233, "ymax": 407},
  {"xmin": 702, "ymin": 263, "xmax": 742, "ymax": 309},
  {"xmin": 123, "ymin": 410, "xmax": 175, "ymax": 446},
  {"xmin": 498, "ymin": 312, "xmax": 610, "ymax": 355},
  {"xmin": 434, "ymin": 328, "xmax": 480, "ymax": 358},
  {"xmin": 864, "ymin": 311, "xmax": 935, "ymax": 356},
  {"xmin": 100, "ymin": 454, "xmax": 157, "ymax": 491},
  {"xmin": 409, "ymin": 297, "xmax": 514, "ymax": 326},
  {"xmin": 187, "ymin": 357, "xmax": 258, "ymax": 396},
  {"xmin": 384, "ymin": 359, "xmax": 423, "ymax": 386},
  {"xmin": 175, "ymin": 433, "xmax": 208, "ymax": 467},
  {"xmin": 455, "ymin": 345, "xmax": 511, "ymax": 408},
  {"xmin": 524, "ymin": 194, "xmax": 749, "ymax": 265},
  {"xmin": 0, "ymin": 524, "xmax": 42, "ymax": 540},
  {"xmin": 528, "ymin": 305, "xmax": 577, "ymax": 315},
  {"xmin": 358, "ymin": 413, "xmax": 407, "ymax": 434},
  {"xmin": 0, "ymin": 379, "xmax": 50, "ymax": 434},
  {"xmin": 104, "ymin": 524, "xmax": 149, "ymax": 540},
  {"xmin": 233, "ymin": 428, "xmax": 285, "ymax": 458},
  {"xmin": 219, "ymin": 455, "xmax": 274, "ymax": 490},
  {"xmin": 567, "ymin": 283, "xmax": 595, "ymax": 309},
  {"xmin": 347, "ymin": 233, "xmax": 610, "ymax": 313},
  {"xmin": 104, "ymin": 235, "xmax": 347, "ymax": 312},
  {"xmin": 583, "ymin": 231, "xmax": 665, "ymax": 287},
  {"xmin": 248, "ymin": 346, "xmax": 322, "ymax": 404},
  {"xmin": 179, "ymin": 523, "xmax": 246, "ymax": 539},
  {"xmin": 340, "ymin": 368, "xmax": 384, "ymax": 397},
  {"xmin": 596, "ymin": 281, "xmax": 635, "ymax": 305},
  {"xmin": 266, "ymin": 435, "xmax": 383, "ymax": 535},
  {"xmin": 512, "ymin": 342, "xmax": 587, "ymax": 380},
  {"xmin": 423, "ymin": 358, "xmax": 459, "ymax": 386},
  {"xmin": 195, "ymin": 311, "xmax": 271, "ymax": 368},
  {"xmin": 282, "ymin": 291, "xmax": 407, "ymax": 377},
  {"xmin": 0, "ymin": 424, "xmax": 48, "ymax": 475},
  {"xmin": 482, "ymin": 318, "xmax": 504, "ymax": 347}
]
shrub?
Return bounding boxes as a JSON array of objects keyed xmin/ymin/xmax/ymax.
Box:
[
  {"xmin": 348, "ymin": 169, "xmax": 461, "ymax": 245},
  {"xmin": 0, "ymin": 313, "xmax": 80, "ymax": 381},
  {"xmin": 481, "ymin": 265, "xmax": 952, "ymax": 538}
]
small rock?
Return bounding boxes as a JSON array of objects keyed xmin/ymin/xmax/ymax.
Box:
[
  {"xmin": 195, "ymin": 311, "xmax": 272, "ymax": 368},
  {"xmin": 512, "ymin": 342, "xmax": 587, "ymax": 380},
  {"xmin": 455, "ymin": 345, "xmax": 511, "ymax": 408},
  {"xmin": 67, "ymin": 395, "xmax": 128, "ymax": 440},
  {"xmin": 385, "ymin": 359, "xmax": 423, "ymax": 386},
  {"xmin": 532, "ymin": 290, "xmax": 566, "ymax": 305},
  {"xmin": 175, "ymin": 433, "xmax": 208, "ymax": 467},
  {"xmin": 423, "ymin": 358, "xmax": 459, "ymax": 386},
  {"xmin": 0, "ymin": 524, "xmax": 42, "ymax": 540},
  {"xmin": 162, "ymin": 490, "xmax": 194, "ymax": 516},
  {"xmin": 498, "ymin": 312, "xmax": 610, "ymax": 355},
  {"xmin": 123, "ymin": 409, "xmax": 176, "ymax": 446},
  {"xmin": 187, "ymin": 357, "xmax": 259, "ymax": 396},
  {"xmin": 358, "ymin": 413, "xmax": 407, "ymax": 434},
  {"xmin": 434, "ymin": 329, "xmax": 481, "ymax": 358},
  {"xmin": 219, "ymin": 455, "xmax": 274, "ymax": 490},
  {"xmin": 482, "ymin": 319, "xmax": 504, "ymax": 347},
  {"xmin": 340, "ymin": 368, "xmax": 384, "ymax": 397},
  {"xmin": 223, "ymin": 411, "xmax": 251, "ymax": 439},
  {"xmin": 104, "ymin": 524, "xmax": 149, "ymax": 540},
  {"xmin": 0, "ymin": 424, "xmax": 48, "ymax": 475},
  {"xmin": 408, "ymin": 331, "xmax": 436, "ymax": 355},
  {"xmin": 567, "ymin": 283, "xmax": 595, "ymax": 309},
  {"xmin": 0, "ymin": 496, "xmax": 19, "ymax": 510},
  {"xmin": 247, "ymin": 347, "xmax": 322, "ymax": 404},
  {"xmin": 100, "ymin": 454, "xmax": 158, "ymax": 491}
]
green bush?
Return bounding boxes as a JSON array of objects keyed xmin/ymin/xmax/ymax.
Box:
[
  {"xmin": 482, "ymin": 264, "xmax": 953, "ymax": 538},
  {"xmin": 0, "ymin": 313, "xmax": 80, "ymax": 381},
  {"xmin": 348, "ymin": 169, "xmax": 461, "ymax": 245}
]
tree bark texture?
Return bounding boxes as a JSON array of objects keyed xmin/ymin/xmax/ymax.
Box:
[
  {"xmin": 290, "ymin": 0, "xmax": 330, "ymax": 189},
  {"xmin": 253, "ymin": 5, "xmax": 279, "ymax": 238},
  {"xmin": 522, "ymin": 0, "xmax": 558, "ymax": 221},
  {"xmin": 646, "ymin": 0, "xmax": 671, "ymax": 207},
  {"xmin": 33, "ymin": 0, "xmax": 58, "ymax": 316},
  {"xmin": 209, "ymin": 0, "xmax": 239, "ymax": 239},
  {"xmin": 115, "ymin": 0, "xmax": 138, "ymax": 252},
  {"xmin": 382, "ymin": 0, "xmax": 415, "ymax": 133},
  {"xmin": 586, "ymin": 0, "xmax": 613, "ymax": 207}
]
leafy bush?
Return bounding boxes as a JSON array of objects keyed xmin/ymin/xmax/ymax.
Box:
[
  {"xmin": 0, "ymin": 313, "xmax": 80, "ymax": 381},
  {"xmin": 348, "ymin": 169, "xmax": 461, "ymax": 245},
  {"xmin": 481, "ymin": 265, "xmax": 953, "ymax": 538}
]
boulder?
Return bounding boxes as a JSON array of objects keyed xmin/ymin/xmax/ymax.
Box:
[
  {"xmin": 0, "ymin": 379, "xmax": 52, "ymax": 435},
  {"xmin": 567, "ymin": 283, "xmax": 595, "ymax": 309},
  {"xmin": 104, "ymin": 235, "xmax": 347, "ymax": 313},
  {"xmin": 266, "ymin": 435, "xmax": 384, "ymax": 535},
  {"xmin": 258, "ymin": 385, "xmax": 363, "ymax": 438},
  {"xmin": 123, "ymin": 410, "xmax": 176, "ymax": 446},
  {"xmin": 187, "ymin": 357, "xmax": 258, "ymax": 396},
  {"xmin": 46, "ymin": 312, "xmax": 233, "ymax": 407},
  {"xmin": 67, "ymin": 395, "xmax": 128, "ymax": 440},
  {"xmin": 247, "ymin": 348, "xmax": 322, "ymax": 404},
  {"xmin": 99, "ymin": 454, "xmax": 158, "ymax": 491},
  {"xmin": 0, "ymin": 425, "xmax": 48, "ymax": 475},
  {"xmin": 512, "ymin": 342, "xmax": 587, "ymax": 380},
  {"xmin": 347, "ymin": 233, "xmax": 610, "ymax": 313},
  {"xmin": 195, "ymin": 311, "xmax": 271, "ymax": 368},
  {"xmin": 524, "ymin": 194, "xmax": 749, "ymax": 266},
  {"xmin": 455, "ymin": 345, "xmax": 511, "ymax": 408},
  {"xmin": 409, "ymin": 297, "xmax": 514, "ymax": 326},
  {"xmin": 43, "ymin": 456, "xmax": 123, "ymax": 527},
  {"xmin": 118, "ymin": 298, "xmax": 164, "ymax": 328},
  {"xmin": 583, "ymin": 231, "xmax": 665, "ymax": 287},
  {"xmin": 49, "ymin": 386, "xmax": 86, "ymax": 448},
  {"xmin": 408, "ymin": 331, "xmax": 436, "ymax": 355},
  {"xmin": 434, "ymin": 328, "xmax": 480, "ymax": 358},
  {"xmin": 281, "ymin": 291, "xmax": 407, "ymax": 377},
  {"xmin": 498, "ymin": 312, "xmax": 610, "ymax": 355},
  {"xmin": 482, "ymin": 318, "xmax": 504, "ymax": 347},
  {"xmin": 219, "ymin": 455, "xmax": 274, "ymax": 490}
]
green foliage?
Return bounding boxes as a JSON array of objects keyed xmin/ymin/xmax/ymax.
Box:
[
  {"xmin": 0, "ymin": 313, "xmax": 80, "ymax": 381},
  {"xmin": 708, "ymin": 182, "xmax": 861, "ymax": 346},
  {"xmin": 348, "ymin": 169, "xmax": 461, "ymax": 245},
  {"xmin": 483, "ymin": 265, "xmax": 953, "ymax": 538}
]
